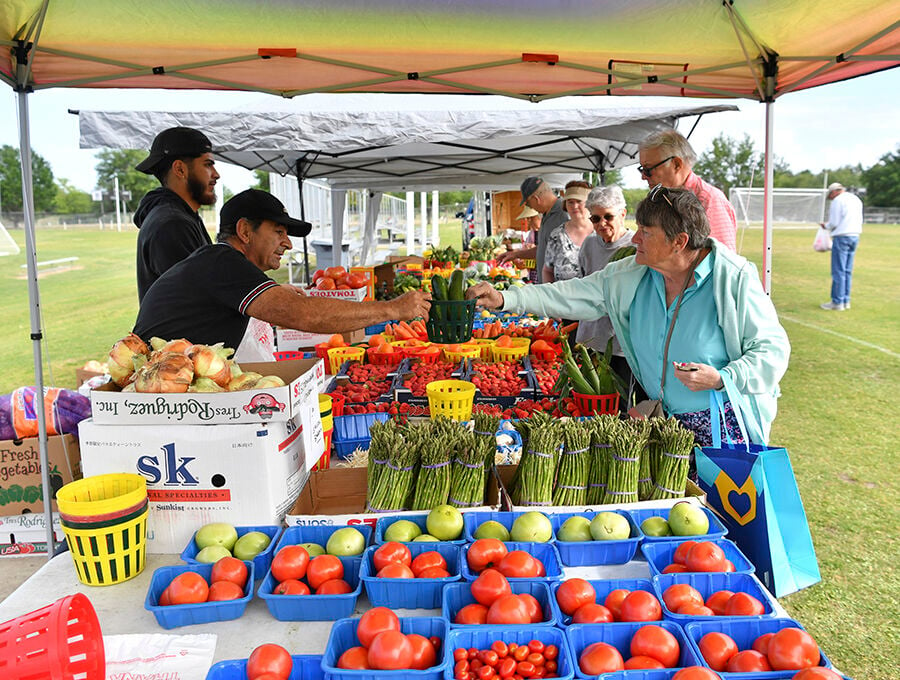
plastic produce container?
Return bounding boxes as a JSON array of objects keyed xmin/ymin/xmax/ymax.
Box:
[
  {"xmin": 180, "ymin": 524, "xmax": 283, "ymax": 579},
  {"xmin": 445, "ymin": 626, "xmax": 574, "ymax": 680},
  {"xmin": 463, "ymin": 511, "xmax": 557, "ymax": 543},
  {"xmin": 323, "ymin": 616, "xmax": 448, "ymax": 680},
  {"xmin": 258, "ymin": 555, "xmax": 362, "ymax": 621},
  {"xmin": 551, "ymin": 511, "xmax": 643, "ymax": 566},
  {"xmin": 550, "ymin": 578, "xmax": 656, "ymax": 627},
  {"xmin": 375, "ymin": 513, "xmax": 466, "ymax": 545},
  {"xmin": 443, "ymin": 579, "xmax": 557, "ymax": 628},
  {"xmin": 333, "ymin": 412, "xmax": 392, "ymax": 459},
  {"xmin": 566, "ymin": 622, "xmax": 701, "ymax": 679},
  {"xmin": 207, "ymin": 654, "xmax": 324, "ymax": 680},
  {"xmin": 641, "ymin": 538, "xmax": 755, "ymax": 577},
  {"xmin": 652, "ymin": 573, "xmax": 777, "ymax": 622},
  {"xmin": 627, "ymin": 507, "xmax": 728, "ymax": 543},
  {"xmin": 460, "ymin": 542, "xmax": 564, "ymax": 582},
  {"xmin": 360, "ymin": 542, "xmax": 461, "ymax": 609},
  {"xmin": 144, "ymin": 562, "xmax": 254, "ymax": 630},
  {"xmin": 274, "ymin": 524, "xmax": 373, "ymax": 555},
  {"xmin": 684, "ymin": 617, "xmax": 833, "ymax": 678}
]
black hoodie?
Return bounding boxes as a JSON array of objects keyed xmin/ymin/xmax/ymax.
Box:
[{"xmin": 133, "ymin": 187, "xmax": 212, "ymax": 301}]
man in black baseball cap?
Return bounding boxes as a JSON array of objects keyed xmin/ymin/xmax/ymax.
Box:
[
  {"xmin": 496, "ymin": 176, "xmax": 566, "ymax": 282},
  {"xmin": 132, "ymin": 127, "xmax": 219, "ymax": 301},
  {"xmin": 133, "ymin": 189, "xmax": 431, "ymax": 361}
]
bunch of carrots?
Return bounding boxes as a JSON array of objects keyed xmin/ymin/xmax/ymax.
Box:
[{"xmin": 384, "ymin": 319, "xmax": 427, "ymax": 340}]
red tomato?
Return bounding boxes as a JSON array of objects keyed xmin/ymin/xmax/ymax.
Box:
[
  {"xmin": 578, "ymin": 642, "xmax": 625, "ymax": 675},
  {"xmin": 630, "ymin": 624, "xmax": 680, "ymax": 668},
  {"xmin": 158, "ymin": 586, "xmax": 172, "ymax": 606},
  {"xmin": 497, "ymin": 551, "xmax": 541, "ymax": 578},
  {"xmin": 676, "ymin": 603, "xmax": 715, "ymax": 616},
  {"xmin": 347, "ymin": 273, "xmax": 369, "ymax": 289},
  {"xmin": 311, "ymin": 269, "xmax": 326, "ymax": 283},
  {"xmin": 724, "ymin": 592, "xmax": 765, "ymax": 617},
  {"xmin": 672, "ymin": 541, "xmax": 697, "ymax": 565},
  {"xmin": 672, "ymin": 667, "xmax": 723, "ymax": 679},
  {"xmin": 698, "ymin": 632, "xmax": 739, "ymax": 671},
  {"xmin": 210, "ymin": 556, "xmax": 248, "ymax": 589},
  {"xmin": 662, "ymin": 584, "xmax": 704, "ymax": 612},
  {"xmin": 337, "ymin": 646, "xmax": 370, "ymax": 670},
  {"xmin": 486, "ymin": 594, "xmax": 531, "ymax": 625},
  {"xmin": 274, "ymin": 579, "xmax": 310, "ymax": 595},
  {"xmin": 454, "ymin": 603, "xmax": 489, "ymax": 625},
  {"xmin": 377, "ymin": 563, "xmax": 415, "ymax": 579},
  {"xmin": 572, "ymin": 603, "xmax": 614, "ymax": 624},
  {"xmin": 467, "ymin": 539, "xmax": 509, "ymax": 573},
  {"xmin": 791, "ymin": 669, "xmax": 842, "ymax": 679},
  {"xmin": 752, "ymin": 632, "xmax": 775, "ymax": 656},
  {"xmin": 407, "ymin": 634, "xmax": 438, "ymax": 670},
  {"xmin": 767, "ymin": 628, "xmax": 820, "ymax": 670},
  {"xmin": 704, "ymin": 590, "xmax": 734, "ymax": 616},
  {"xmin": 727, "ymin": 650, "xmax": 772, "ymax": 672},
  {"xmin": 685, "ymin": 542, "xmax": 727, "ymax": 572},
  {"xmin": 307, "ymin": 555, "xmax": 344, "ymax": 590},
  {"xmin": 470, "ymin": 569, "xmax": 512, "ymax": 606},
  {"xmin": 316, "ymin": 579, "xmax": 353, "ymax": 594},
  {"xmin": 271, "ymin": 545, "xmax": 310, "ymax": 582},
  {"xmin": 723, "ymin": 560, "xmax": 736, "ymax": 573},
  {"xmin": 373, "ymin": 542, "xmax": 412, "ymax": 572},
  {"xmin": 167, "ymin": 572, "xmax": 209, "ymax": 605},
  {"xmin": 206, "ymin": 580, "xmax": 244, "ymax": 601},
  {"xmin": 247, "ymin": 644, "xmax": 293, "ymax": 680},
  {"xmin": 619, "ymin": 590, "xmax": 662, "ymax": 622},
  {"xmin": 410, "ymin": 551, "xmax": 447, "ymax": 577},
  {"xmin": 368, "ymin": 631, "xmax": 415, "ymax": 670},
  {"xmin": 518, "ymin": 593, "xmax": 543, "ymax": 623},
  {"xmin": 662, "ymin": 563, "xmax": 690, "ymax": 574},
  {"xmin": 603, "ymin": 589, "xmax": 631, "ymax": 621},
  {"xmin": 624, "ymin": 656, "xmax": 666, "ymax": 669},
  {"xmin": 316, "ymin": 276, "xmax": 337, "ymax": 290},
  {"xmin": 357, "ymin": 607, "xmax": 401, "ymax": 648},
  {"xmin": 555, "ymin": 578, "xmax": 597, "ymax": 616},
  {"xmin": 325, "ymin": 266, "xmax": 347, "ymax": 279},
  {"xmin": 418, "ymin": 566, "xmax": 451, "ymax": 579}
]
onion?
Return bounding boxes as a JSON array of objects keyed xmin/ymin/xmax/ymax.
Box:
[
  {"xmin": 228, "ymin": 372, "xmax": 263, "ymax": 391},
  {"xmin": 133, "ymin": 352, "xmax": 194, "ymax": 393},
  {"xmin": 149, "ymin": 336, "xmax": 193, "ymax": 353},
  {"xmin": 108, "ymin": 333, "xmax": 149, "ymax": 387},
  {"xmin": 253, "ymin": 375, "xmax": 285, "ymax": 389},
  {"xmin": 186, "ymin": 343, "xmax": 234, "ymax": 387},
  {"xmin": 188, "ymin": 377, "xmax": 226, "ymax": 393}
]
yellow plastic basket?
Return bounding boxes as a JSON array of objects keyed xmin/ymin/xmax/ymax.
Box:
[
  {"xmin": 327, "ymin": 346, "xmax": 366, "ymax": 374},
  {"xmin": 62, "ymin": 508, "xmax": 148, "ymax": 586},
  {"xmin": 318, "ymin": 393, "xmax": 334, "ymax": 432},
  {"xmin": 442, "ymin": 344, "xmax": 481, "ymax": 363},
  {"xmin": 489, "ymin": 337, "xmax": 531, "ymax": 362},
  {"xmin": 521, "ymin": 259, "xmax": 537, "ymax": 270},
  {"xmin": 470, "ymin": 338, "xmax": 496, "ymax": 360},
  {"xmin": 56, "ymin": 473, "xmax": 147, "ymax": 519},
  {"xmin": 426, "ymin": 380, "xmax": 476, "ymax": 421}
]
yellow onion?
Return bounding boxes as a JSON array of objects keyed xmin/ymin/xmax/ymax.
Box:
[
  {"xmin": 188, "ymin": 377, "xmax": 226, "ymax": 393},
  {"xmin": 108, "ymin": 333, "xmax": 149, "ymax": 387},
  {"xmin": 133, "ymin": 352, "xmax": 194, "ymax": 393},
  {"xmin": 186, "ymin": 343, "xmax": 234, "ymax": 387},
  {"xmin": 149, "ymin": 336, "xmax": 194, "ymax": 353},
  {"xmin": 253, "ymin": 375, "xmax": 286, "ymax": 389},
  {"xmin": 228, "ymin": 372, "xmax": 263, "ymax": 391}
]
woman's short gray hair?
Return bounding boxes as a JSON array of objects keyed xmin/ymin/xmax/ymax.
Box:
[
  {"xmin": 635, "ymin": 187, "xmax": 710, "ymax": 249},
  {"xmin": 586, "ymin": 185, "xmax": 626, "ymax": 212},
  {"xmin": 639, "ymin": 129, "xmax": 697, "ymax": 166}
]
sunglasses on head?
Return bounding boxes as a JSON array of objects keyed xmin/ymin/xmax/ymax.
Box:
[
  {"xmin": 648, "ymin": 183, "xmax": 675, "ymax": 208},
  {"xmin": 638, "ymin": 155, "xmax": 675, "ymax": 178},
  {"xmin": 589, "ymin": 213, "xmax": 617, "ymax": 223}
]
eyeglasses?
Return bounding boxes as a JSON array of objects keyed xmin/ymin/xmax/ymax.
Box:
[
  {"xmin": 589, "ymin": 213, "xmax": 617, "ymax": 223},
  {"xmin": 638, "ymin": 155, "xmax": 675, "ymax": 178},
  {"xmin": 648, "ymin": 183, "xmax": 675, "ymax": 208}
]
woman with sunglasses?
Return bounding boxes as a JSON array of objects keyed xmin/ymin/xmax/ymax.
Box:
[
  {"xmin": 541, "ymin": 180, "xmax": 595, "ymax": 283},
  {"xmin": 467, "ymin": 185, "xmax": 790, "ymax": 448}
]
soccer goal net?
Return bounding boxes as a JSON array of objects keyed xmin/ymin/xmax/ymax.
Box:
[
  {"xmin": 729, "ymin": 187, "xmax": 828, "ymax": 225},
  {"xmin": 0, "ymin": 219, "xmax": 21, "ymax": 256}
]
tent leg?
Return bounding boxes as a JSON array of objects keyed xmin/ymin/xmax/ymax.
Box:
[
  {"xmin": 16, "ymin": 90, "xmax": 56, "ymax": 560},
  {"xmin": 431, "ymin": 190, "xmax": 440, "ymax": 247},
  {"xmin": 405, "ymin": 192, "xmax": 415, "ymax": 256},
  {"xmin": 419, "ymin": 192, "xmax": 427, "ymax": 250},
  {"xmin": 763, "ymin": 100, "xmax": 774, "ymax": 295},
  {"xmin": 296, "ymin": 174, "xmax": 310, "ymax": 284}
]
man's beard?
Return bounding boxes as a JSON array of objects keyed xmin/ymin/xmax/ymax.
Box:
[{"xmin": 187, "ymin": 174, "xmax": 216, "ymax": 206}]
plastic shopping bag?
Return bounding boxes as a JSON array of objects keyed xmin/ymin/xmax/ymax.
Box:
[
  {"xmin": 813, "ymin": 228, "xmax": 832, "ymax": 252},
  {"xmin": 104, "ymin": 633, "xmax": 216, "ymax": 680}
]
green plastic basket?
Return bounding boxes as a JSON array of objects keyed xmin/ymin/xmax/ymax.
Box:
[{"xmin": 426, "ymin": 299, "xmax": 477, "ymax": 343}]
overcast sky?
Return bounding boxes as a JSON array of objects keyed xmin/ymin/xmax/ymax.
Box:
[{"xmin": 1, "ymin": 67, "xmax": 897, "ymax": 195}]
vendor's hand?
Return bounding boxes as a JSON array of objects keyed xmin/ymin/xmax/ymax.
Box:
[
  {"xmin": 496, "ymin": 250, "xmax": 517, "ymax": 265},
  {"xmin": 281, "ymin": 283, "xmax": 307, "ymax": 296},
  {"xmin": 392, "ymin": 290, "xmax": 432, "ymax": 321},
  {"xmin": 466, "ymin": 282, "xmax": 504, "ymax": 310},
  {"xmin": 673, "ymin": 362, "xmax": 724, "ymax": 392}
]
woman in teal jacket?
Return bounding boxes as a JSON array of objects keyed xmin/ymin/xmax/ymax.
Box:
[{"xmin": 467, "ymin": 186, "xmax": 790, "ymax": 446}]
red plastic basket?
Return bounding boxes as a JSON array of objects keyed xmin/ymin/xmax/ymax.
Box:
[
  {"xmin": 366, "ymin": 345, "xmax": 404, "ymax": 366},
  {"xmin": 330, "ymin": 393, "xmax": 346, "ymax": 417},
  {"xmin": 273, "ymin": 351, "xmax": 303, "ymax": 361},
  {"xmin": 530, "ymin": 343, "xmax": 562, "ymax": 362},
  {"xmin": 0, "ymin": 593, "xmax": 105, "ymax": 680},
  {"xmin": 572, "ymin": 391, "xmax": 620, "ymax": 415},
  {"xmin": 314, "ymin": 428, "xmax": 333, "ymax": 471}
]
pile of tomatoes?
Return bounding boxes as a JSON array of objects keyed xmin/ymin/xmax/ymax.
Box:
[
  {"xmin": 555, "ymin": 578, "xmax": 664, "ymax": 624},
  {"xmin": 310, "ymin": 266, "xmax": 369, "ymax": 292},
  {"xmin": 466, "ymin": 539, "xmax": 546, "ymax": 578},
  {"xmin": 453, "ymin": 639, "xmax": 560, "ymax": 680},
  {"xmin": 336, "ymin": 608, "xmax": 441, "ymax": 671},
  {"xmin": 156, "ymin": 557, "xmax": 248, "ymax": 606},
  {"xmin": 268, "ymin": 545, "xmax": 353, "ymax": 596},
  {"xmin": 344, "ymin": 363, "xmax": 396, "ymax": 383},
  {"xmin": 329, "ymin": 380, "xmax": 392, "ymax": 403},
  {"xmin": 372, "ymin": 542, "xmax": 452, "ymax": 579},
  {"xmin": 529, "ymin": 360, "xmax": 562, "ymax": 396},
  {"xmin": 453, "ymin": 570, "xmax": 546, "ymax": 626},
  {"xmin": 401, "ymin": 362, "xmax": 457, "ymax": 396},
  {"xmin": 661, "ymin": 582, "xmax": 766, "ymax": 617},
  {"xmin": 469, "ymin": 361, "xmax": 526, "ymax": 397},
  {"xmin": 578, "ymin": 624, "xmax": 684, "ymax": 673},
  {"xmin": 659, "ymin": 541, "xmax": 737, "ymax": 574},
  {"xmin": 697, "ymin": 626, "xmax": 825, "ymax": 674}
]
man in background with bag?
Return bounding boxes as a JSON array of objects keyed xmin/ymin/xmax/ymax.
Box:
[{"xmin": 819, "ymin": 182, "xmax": 863, "ymax": 311}]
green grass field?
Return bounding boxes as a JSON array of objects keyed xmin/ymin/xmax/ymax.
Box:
[{"xmin": 1, "ymin": 222, "xmax": 898, "ymax": 678}]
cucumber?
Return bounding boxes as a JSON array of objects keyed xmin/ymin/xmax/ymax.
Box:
[
  {"xmin": 609, "ymin": 245, "xmax": 636, "ymax": 263},
  {"xmin": 431, "ymin": 275, "xmax": 448, "ymax": 301},
  {"xmin": 448, "ymin": 270, "xmax": 466, "ymax": 301}
]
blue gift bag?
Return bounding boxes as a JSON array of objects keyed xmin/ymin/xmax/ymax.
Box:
[{"xmin": 695, "ymin": 376, "xmax": 821, "ymax": 598}]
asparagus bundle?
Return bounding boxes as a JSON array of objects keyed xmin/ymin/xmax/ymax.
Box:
[
  {"xmin": 366, "ymin": 419, "xmax": 397, "ymax": 510},
  {"xmin": 638, "ymin": 418, "xmax": 664, "ymax": 501},
  {"xmin": 649, "ymin": 417, "xmax": 696, "ymax": 500},
  {"xmin": 448, "ymin": 429, "xmax": 486, "ymax": 509},
  {"xmin": 512, "ymin": 418, "xmax": 561, "ymax": 507},
  {"xmin": 603, "ymin": 419, "xmax": 650, "ymax": 504},
  {"xmin": 410, "ymin": 419, "xmax": 454, "ymax": 510},
  {"xmin": 473, "ymin": 412, "xmax": 501, "ymax": 480},
  {"xmin": 552, "ymin": 419, "xmax": 591, "ymax": 506},
  {"xmin": 509, "ymin": 412, "xmax": 542, "ymax": 495},
  {"xmin": 586, "ymin": 415, "xmax": 618, "ymax": 505},
  {"xmin": 366, "ymin": 421, "xmax": 418, "ymax": 512}
]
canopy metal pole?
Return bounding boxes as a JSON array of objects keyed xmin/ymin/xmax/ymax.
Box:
[
  {"xmin": 419, "ymin": 192, "xmax": 427, "ymax": 250},
  {"xmin": 762, "ymin": 102, "xmax": 774, "ymax": 295},
  {"xmin": 431, "ymin": 190, "xmax": 440, "ymax": 247},
  {"xmin": 405, "ymin": 191, "xmax": 414, "ymax": 256}
]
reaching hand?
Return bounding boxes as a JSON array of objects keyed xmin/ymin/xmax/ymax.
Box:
[
  {"xmin": 466, "ymin": 282, "xmax": 504, "ymax": 310},
  {"xmin": 496, "ymin": 250, "xmax": 517, "ymax": 265},
  {"xmin": 393, "ymin": 289, "xmax": 432, "ymax": 321}
]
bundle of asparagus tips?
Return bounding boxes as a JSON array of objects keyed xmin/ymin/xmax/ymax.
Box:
[
  {"xmin": 603, "ymin": 419, "xmax": 651, "ymax": 505},
  {"xmin": 512, "ymin": 417, "xmax": 561, "ymax": 508},
  {"xmin": 366, "ymin": 420, "xmax": 415, "ymax": 512},
  {"xmin": 410, "ymin": 418, "xmax": 455, "ymax": 510},
  {"xmin": 552, "ymin": 418, "xmax": 591, "ymax": 506},
  {"xmin": 639, "ymin": 417, "xmax": 667, "ymax": 501},
  {"xmin": 649, "ymin": 417, "xmax": 696, "ymax": 500},
  {"xmin": 473, "ymin": 411, "xmax": 501, "ymax": 478},
  {"xmin": 586, "ymin": 414, "xmax": 618, "ymax": 505},
  {"xmin": 448, "ymin": 428, "xmax": 486, "ymax": 509}
]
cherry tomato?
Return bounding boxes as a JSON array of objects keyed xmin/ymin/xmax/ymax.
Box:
[
  {"xmin": 752, "ymin": 632, "xmax": 774, "ymax": 656},
  {"xmin": 407, "ymin": 633, "xmax": 438, "ymax": 670},
  {"xmin": 478, "ymin": 666, "xmax": 496, "ymax": 680},
  {"xmin": 273, "ymin": 579, "xmax": 310, "ymax": 595},
  {"xmin": 704, "ymin": 590, "xmax": 734, "ymax": 616},
  {"xmin": 491, "ymin": 641, "xmax": 509, "ymax": 658},
  {"xmin": 247, "ymin": 643, "xmax": 292, "ymax": 680},
  {"xmin": 430, "ymin": 637, "xmax": 441, "ymax": 652},
  {"xmin": 471, "ymin": 569, "xmax": 512, "ymax": 606},
  {"xmin": 526, "ymin": 653, "xmax": 544, "ymax": 666},
  {"xmin": 316, "ymin": 579, "xmax": 353, "ymax": 594},
  {"xmin": 544, "ymin": 660, "xmax": 557, "ymax": 673},
  {"xmin": 337, "ymin": 646, "xmax": 370, "ymax": 670},
  {"xmin": 518, "ymin": 593, "xmax": 544, "ymax": 623},
  {"xmin": 572, "ymin": 603, "xmax": 614, "ymax": 623},
  {"xmin": 630, "ymin": 624, "xmax": 680, "ymax": 668},
  {"xmin": 207, "ymin": 580, "xmax": 244, "ymax": 601},
  {"xmin": 377, "ymin": 562, "xmax": 416, "ymax": 579},
  {"xmin": 513, "ymin": 645, "xmax": 530, "ymax": 662},
  {"xmin": 455, "ymin": 649, "xmax": 469, "ymax": 663},
  {"xmin": 685, "ymin": 542, "xmax": 727, "ymax": 572},
  {"xmin": 603, "ymin": 589, "xmax": 630, "ymax": 621},
  {"xmin": 672, "ymin": 540, "xmax": 697, "ymax": 565},
  {"xmin": 271, "ymin": 545, "xmax": 310, "ymax": 582},
  {"xmin": 543, "ymin": 645, "xmax": 558, "ymax": 661},
  {"xmin": 724, "ymin": 592, "xmax": 765, "ymax": 617},
  {"xmin": 368, "ymin": 631, "xmax": 415, "ymax": 670},
  {"xmin": 498, "ymin": 657, "xmax": 517, "ymax": 678},
  {"xmin": 726, "ymin": 650, "xmax": 772, "ymax": 672},
  {"xmin": 677, "ymin": 603, "xmax": 715, "ymax": 616},
  {"xmin": 486, "ymin": 594, "xmax": 531, "ymax": 625},
  {"xmin": 410, "ymin": 550, "xmax": 447, "ymax": 576},
  {"xmin": 497, "ymin": 551, "xmax": 541, "ymax": 578},
  {"xmin": 466, "ymin": 539, "xmax": 509, "ymax": 573},
  {"xmin": 210, "ymin": 556, "xmax": 248, "ymax": 589},
  {"xmin": 307, "ymin": 555, "xmax": 344, "ymax": 590},
  {"xmin": 662, "ymin": 563, "xmax": 690, "ymax": 573},
  {"xmin": 767, "ymin": 628, "xmax": 820, "ymax": 670},
  {"xmin": 672, "ymin": 667, "xmax": 723, "ymax": 679},
  {"xmin": 373, "ymin": 542, "xmax": 412, "ymax": 572},
  {"xmin": 455, "ymin": 603, "xmax": 489, "ymax": 625},
  {"xmin": 516, "ymin": 662, "xmax": 536, "ymax": 678},
  {"xmin": 555, "ymin": 578, "xmax": 596, "ymax": 616},
  {"xmin": 357, "ymin": 607, "xmax": 401, "ymax": 648},
  {"xmin": 578, "ymin": 642, "xmax": 624, "ymax": 675},
  {"xmin": 662, "ymin": 583, "xmax": 704, "ymax": 612},
  {"xmin": 166, "ymin": 571, "xmax": 208, "ymax": 605},
  {"xmin": 619, "ymin": 590, "xmax": 662, "ymax": 622},
  {"xmin": 625, "ymin": 656, "xmax": 666, "ymax": 669},
  {"xmin": 698, "ymin": 632, "xmax": 739, "ymax": 671}
]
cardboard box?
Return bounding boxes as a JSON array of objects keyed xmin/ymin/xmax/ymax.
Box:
[
  {"xmin": 306, "ymin": 287, "xmax": 367, "ymax": 301},
  {"xmin": 284, "ymin": 465, "xmax": 501, "ymax": 530},
  {"xmin": 275, "ymin": 328, "xmax": 365, "ymax": 353},
  {"xmin": 350, "ymin": 266, "xmax": 376, "ymax": 301},
  {"xmin": 375, "ymin": 256, "xmax": 425, "ymax": 294},
  {"xmin": 0, "ymin": 434, "xmax": 82, "ymax": 516},
  {"xmin": 0, "ymin": 513, "xmax": 65, "ymax": 557},
  {"xmin": 76, "ymin": 368, "xmax": 105, "ymax": 387},
  {"xmin": 79, "ymin": 415, "xmax": 317, "ymax": 553},
  {"xmin": 89, "ymin": 358, "xmax": 325, "ymax": 426}
]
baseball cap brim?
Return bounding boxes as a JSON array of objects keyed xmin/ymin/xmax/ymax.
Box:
[
  {"xmin": 278, "ymin": 215, "xmax": 313, "ymax": 238},
  {"xmin": 135, "ymin": 154, "xmax": 166, "ymax": 174}
]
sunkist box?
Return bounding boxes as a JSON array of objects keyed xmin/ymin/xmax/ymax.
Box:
[
  {"xmin": 0, "ymin": 434, "xmax": 82, "ymax": 516},
  {"xmin": 275, "ymin": 328, "xmax": 365, "ymax": 353},
  {"xmin": 89, "ymin": 358, "xmax": 325, "ymax": 426}
]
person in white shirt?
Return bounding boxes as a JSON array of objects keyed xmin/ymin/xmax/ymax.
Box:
[{"xmin": 819, "ymin": 182, "xmax": 863, "ymax": 311}]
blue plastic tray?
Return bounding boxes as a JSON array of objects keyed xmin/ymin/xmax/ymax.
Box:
[
  {"xmin": 360, "ymin": 542, "xmax": 461, "ymax": 609},
  {"xmin": 550, "ymin": 578, "xmax": 656, "ymax": 627},
  {"xmin": 207, "ymin": 654, "xmax": 323, "ymax": 680},
  {"xmin": 641, "ymin": 538, "xmax": 755, "ymax": 577},
  {"xmin": 180, "ymin": 524, "xmax": 283, "ymax": 579},
  {"xmin": 652, "ymin": 573, "xmax": 777, "ymax": 622},
  {"xmin": 333, "ymin": 412, "xmax": 392, "ymax": 458},
  {"xmin": 460, "ymin": 542, "xmax": 564, "ymax": 582},
  {"xmin": 463, "ymin": 510, "xmax": 557, "ymax": 543},
  {"xmin": 566, "ymin": 622, "xmax": 701, "ymax": 679},
  {"xmin": 596, "ymin": 671, "xmax": 681, "ymax": 680},
  {"xmin": 366, "ymin": 322, "xmax": 391, "ymax": 336},
  {"xmin": 684, "ymin": 617, "xmax": 833, "ymax": 678},
  {"xmin": 275, "ymin": 524, "xmax": 372, "ymax": 555},
  {"xmin": 144, "ymin": 561, "xmax": 254, "ymax": 630},
  {"xmin": 442, "ymin": 579, "xmax": 557, "ymax": 628},
  {"xmin": 551, "ymin": 511, "xmax": 643, "ymax": 566},
  {"xmin": 258, "ymin": 555, "xmax": 362, "ymax": 621},
  {"xmin": 445, "ymin": 626, "xmax": 574, "ymax": 680},
  {"xmin": 627, "ymin": 507, "xmax": 728, "ymax": 543},
  {"xmin": 323, "ymin": 616, "xmax": 448, "ymax": 680},
  {"xmin": 374, "ymin": 513, "xmax": 466, "ymax": 545}
]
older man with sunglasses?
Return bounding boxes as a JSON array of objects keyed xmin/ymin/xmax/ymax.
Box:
[
  {"xmin": 638, "ymin": 130, "xmax": 737, "ymax": 251},
  {"xmin": 468, "ymin": 186, "xmax": 789, "ymax": 449}
]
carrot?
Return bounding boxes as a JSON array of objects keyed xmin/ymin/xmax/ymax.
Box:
[{"xmin": 399, "ymin": 321, "xmax": 415, "ymax": 336}]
